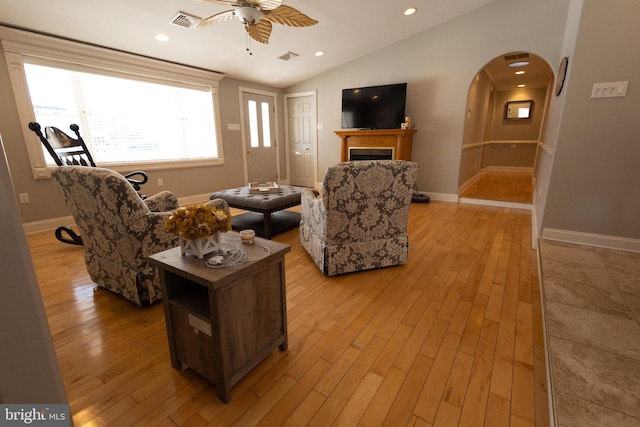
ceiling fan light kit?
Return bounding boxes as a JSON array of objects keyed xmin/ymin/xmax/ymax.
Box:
[{"xmin": 234, "ymin": 7, "xmax": 264, "ymax": 26}]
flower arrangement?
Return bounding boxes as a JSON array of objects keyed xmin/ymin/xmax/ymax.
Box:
[{"xmin": 165, "ymin": 204, "xmax": 232, "ymax": 240}]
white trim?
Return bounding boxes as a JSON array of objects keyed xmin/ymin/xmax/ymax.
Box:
[
  {"xmin": 462, "ymin": 140, "xmax": 542, "ymax": 151},
  {"xmin": 461, "ymin": 141, "xmax": 485, "ymax": 150},
  {"xmin": 459, "ymin": 197, "xmax": 532, "ymax": 210},
  {"xmin": 541, "ymin": 228, "xmax": 640, "ymax": 253},
  {"xmin": 539, "ymin": 142, "xmax": 555, "ymax": 155},
  {"xmin": 238, "ymin": 86, "xmax": 280, "ymax": 184},
  {"xmin": 531, "ymin": 206, "xmax": 539, "ymax": 250},
  {"xmin": 535, "ymin": 242, "xmax": 557, "ymax": 427},
  {"xmin": 458, "ymin": 172, "xmax": 481, "ymax": 195},
  {"xmin": 0, "ymin": 27, "xmax": 224, "ymax": 86},
  {"xmin": 486, "ymin": 140, "xmax": 541, "ymax": 145},
  {"xmin": 284, "ymin": 91, "xmax": 318, "ymax": 188},
  {"xmin": 483, "ymin": 166, "xmax": 534, "ymax": 173},
  {"xmin": 422, "ymin": 192, "xmax": 458, "ymax": 203},
  {"xmin": 22, "ymin": 215, "xmax": 76, "ymax": 235}
]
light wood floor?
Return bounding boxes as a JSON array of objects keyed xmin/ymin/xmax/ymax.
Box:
[
  {"xmin": 27, "ymin": 201, "xmax": 549, "ymax": 426},
  {"xmin": 459, "ymin": 171, "xmax": 534, "ymax": 204}
]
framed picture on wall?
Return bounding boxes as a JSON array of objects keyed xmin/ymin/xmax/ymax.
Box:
[{"xmin": 505, "ymin": 100, "xmax": 533, "ymax": 120}]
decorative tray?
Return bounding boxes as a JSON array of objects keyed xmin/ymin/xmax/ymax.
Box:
[{"xmin": 248, "ymin": 182, "xmax": 280, "ymax": 194}]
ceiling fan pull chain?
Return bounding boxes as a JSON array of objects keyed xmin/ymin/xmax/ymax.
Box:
[{"xmin": 246, "ymin": 31, "xmax": 253, "ymax": 56}]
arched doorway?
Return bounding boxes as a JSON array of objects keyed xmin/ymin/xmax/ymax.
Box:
[{"xmin": 457, "ymin": 52, "xmax": 554, "ymax": 206}]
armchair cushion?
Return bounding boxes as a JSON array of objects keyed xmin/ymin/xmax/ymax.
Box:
[
  {"xmin": 51, "ymin": 166, "xmax": 180, "ymax": 305},
  {"xmin": 300, "ymin": 160, "xmax": 418, "ymax": 276},
  {"xmin": 143, "ymin": 191, "xmax": 179, "ymax": 212}
]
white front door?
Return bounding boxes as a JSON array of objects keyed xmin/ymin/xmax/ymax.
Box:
[
  {"xmin": 286, "ymin": 92, "xmax": 317, "ymax": 187},
  {"xmin": 242, "ymin": 90, "xmax": 277, "ymax": 183}
]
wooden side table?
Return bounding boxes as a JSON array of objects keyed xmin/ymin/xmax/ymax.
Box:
[{"xmin": 149, "ymin": 232, "xmax": 290, "ymax": 403}]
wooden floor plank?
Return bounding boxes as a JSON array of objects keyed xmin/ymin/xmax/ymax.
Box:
[{"xmin": 26, "ymin": 191, "xmax": 548, "ymax": 426}]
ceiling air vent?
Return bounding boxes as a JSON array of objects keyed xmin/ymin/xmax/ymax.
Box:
[
  {"xmin": 504, "ymin": 53, "xmax": 530, "ymax": 61},
  {"xmin": 278, "ymin": 51, "xmax": 299, "ymax": 61},
  {"xmin": 169, "ymin": 12, "xmax": 201, "ymax": 29}
]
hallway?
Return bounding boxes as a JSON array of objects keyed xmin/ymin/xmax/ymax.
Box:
[{"xmin": 459, "ymin": 171, "xmax": 533, "ymax": 204}]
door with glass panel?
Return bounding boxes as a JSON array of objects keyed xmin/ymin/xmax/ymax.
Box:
[{"xmin": 242, "ymin": 91, "xmax": 277, "ymax": 183}]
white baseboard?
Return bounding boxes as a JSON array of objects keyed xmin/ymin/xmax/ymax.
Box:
[
  {"xmin": 180, "ymin": 193, "xmax": 213, "ymax": 205},
  {"xmin": 23, "ymin": 193, "xmax": 213, "ymax": 234},
  {"xmin": 416, "ymin": 191, "xmax": 458, "ymax": 203},
  {"xmin": 23, "ymin": 215, "xmax": 76, "ymax": 234},
  {"xmin": 541, "ymin": 228, "xmax": 640, "ymax": 253},
  {"xmin": 458, "ymin": 197, "xmax": 532, "ymax": 210},
  {"xmin": 484, "ymin": 166, "xmax": 534, "ymax": 173},
  {"xmin": 458, "ymin": 173, "xmax": 481, "ymax": 195}
]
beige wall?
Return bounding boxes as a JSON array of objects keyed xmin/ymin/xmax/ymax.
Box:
[
  {"xmin": 286, "ymin": 0, "xmax": 571, "ymax": 196},
  {"xmin": 0, "ymin": 136, "xmax": 67, "ymax": 403},
  {"xmin": 0, "ymin": 42, "xmax": 284, "ymax": 224},
  {"xmin": 458, "ymin": 70, "xmax": 492, "ymax": 187},
  {"xmin": 540, "ymin": 0, "xmax": 640, "ymax": 239},
  {"xmin": 5, "ymin": 0, "xmax": 638, "ymax": 242},
  {"xmin": 489, "ymin": 87, "xmax": 548, "ymax": 142}
]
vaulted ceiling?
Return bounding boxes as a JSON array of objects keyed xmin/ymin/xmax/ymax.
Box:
[{"xmin": 0, "ymin": 0, "xmax": 497, "ymax": 88}]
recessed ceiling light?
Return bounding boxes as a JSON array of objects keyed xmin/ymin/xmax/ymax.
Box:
[
  {"xmin": 315, "ymin": 51, "xmax": 325, "ymax": 57},
  {"xmin": 518, "ymin": 84, "xmax": 526, "ymax": 88},
  {"xmin": 155, "ymin": 33, "xmax": 170, "ymax": 42},
  {"xmin": 404, "ymin": 7, "xmax": 417, "ymax": 16},
  {"xmin": 508, "ymin": 61, "xmax": 529, "ymax": 67},
  {"xmin": 515, "ymin": 71, "xmax": 525, "ymax": 75}
]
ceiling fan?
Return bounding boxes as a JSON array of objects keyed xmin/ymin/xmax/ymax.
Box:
[{"xmin": 195, "ymin": 0, "xmax": 318, "ymax": 45}]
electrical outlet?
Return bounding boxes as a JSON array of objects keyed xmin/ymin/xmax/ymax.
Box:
[
  {"xmin": 157, "ymin": 178, "xmax": 164, "ymax": 187},
  {"xmin": 19, "ymin": 193, "xmax": 30, "ymax": 204}
]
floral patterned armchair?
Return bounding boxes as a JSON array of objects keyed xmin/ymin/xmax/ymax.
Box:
[
  {"xmin": 51, "ymin": 166, "xmax": 180, "ymax": 305},
  {"xmin": 300, "ymin": 160, "xmax": 419, "ymax": 276}
]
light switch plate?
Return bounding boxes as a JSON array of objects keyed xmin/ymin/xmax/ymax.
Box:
[{"xmin": 591, "ymin": 81, "xmax": 628, "ymax": 98}]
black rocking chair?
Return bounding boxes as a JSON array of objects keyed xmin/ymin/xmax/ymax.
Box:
[{"xmin": 28, "ymin": 121, "xmax": 150, "ymax": 245}]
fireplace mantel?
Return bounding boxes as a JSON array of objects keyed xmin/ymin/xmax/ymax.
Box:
[{"xmin": 336, "ymin": 129, "xmax": 417, "ymax": 162}]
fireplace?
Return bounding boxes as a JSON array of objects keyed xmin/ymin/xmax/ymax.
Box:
[
  {"xmin": 349, "ymin": 147, "xmax": 394, "ymax": 161},
  {"xmin": 336, "ymin": 129, "xmax": 417, "ymax": 162}
]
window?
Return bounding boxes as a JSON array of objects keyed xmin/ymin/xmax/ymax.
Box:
[
  {"xmin": 1, "ymin": 27, "xmax": 225, "ymax": 179},
  {"xmin": 247, "ymin": 99, "xmax": 272, "ymax": 148},
  {"xmin": 24, "ymin": 63, "xmax": 219, "ymax": 163}
]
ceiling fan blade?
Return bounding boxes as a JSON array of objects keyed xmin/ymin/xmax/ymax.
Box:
[
  {"xmin": 245, "ymin": 20, "xmax": 273, "ymax": 44},
  {"xmin": 263, "ymin": 5, "xmax": 318, "ymax": 27},
  {"xmin": 194, "ymin": 10, "xmax": 236, "ymax": 28},
  {"xmin": 246, "ymin": 0, "xmax": 282, "ymax": 11},
  {"xmin": 197, "ymin": 0, "xmax": 245, "ymax": 7}
]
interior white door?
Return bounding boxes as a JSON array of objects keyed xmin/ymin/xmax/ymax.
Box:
[
  {"xmin": 287, "ymin": 93, "xmax": 316, "ymax": 187},
  {"xmin": 242, "ymin": 91, "xmax": 277, "ymax": 183}
]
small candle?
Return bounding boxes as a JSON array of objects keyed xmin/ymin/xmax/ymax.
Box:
[{"xmin": 240, "ymin": 229, "xmax": 255, "ymax": 244}]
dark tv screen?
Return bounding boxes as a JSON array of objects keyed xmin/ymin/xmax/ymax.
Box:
[{"xmin": 341, "ymin": 83, "xmax": 407, "ymax": 130}]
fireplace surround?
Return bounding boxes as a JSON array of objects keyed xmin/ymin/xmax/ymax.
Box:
[{"xmin": 335, "ymin": 129, "xmax": 417, "ymax": 162}]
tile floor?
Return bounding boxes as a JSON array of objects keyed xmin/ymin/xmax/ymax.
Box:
[{"xmin": 538, "ymin": 239, "xmax": 640, "ymax": 426}]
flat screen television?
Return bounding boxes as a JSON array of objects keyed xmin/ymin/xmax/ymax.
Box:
[{"xmin": 341, "ymin": 83, "xmax": 407, "ymax": 130}]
